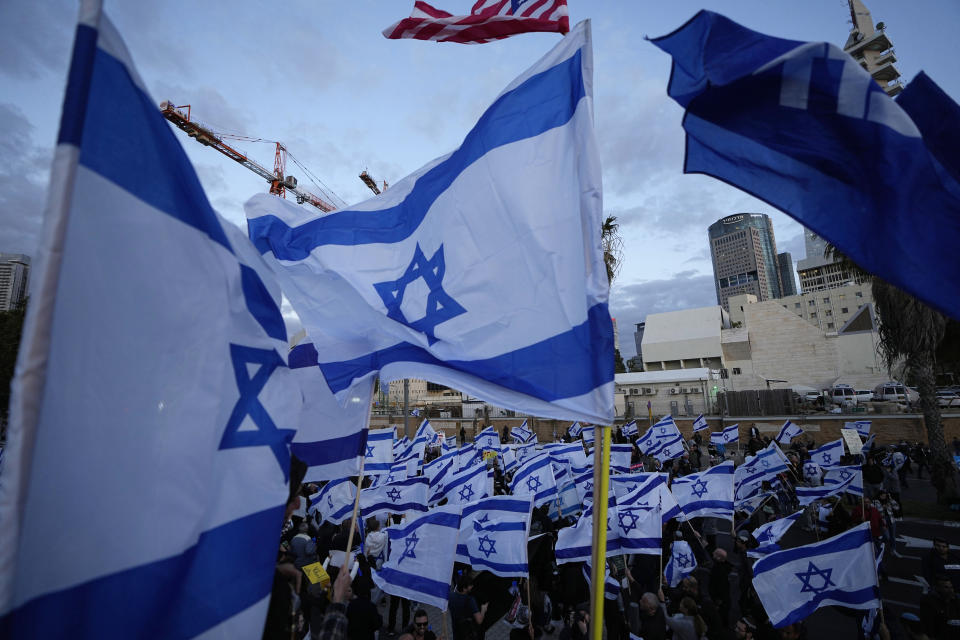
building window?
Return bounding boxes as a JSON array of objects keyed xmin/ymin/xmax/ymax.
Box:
[
  {"xmin": 810, "ymin": 312, "xmax": 817, "ymax": 318},
  {"xmin": 856, "ymin": 292, "xmax": 863, "ymax": 298},
  {"xmin": 841, "ymin": 307, "xmax": 848, "ymax": 313},
  {"xmin": 827, "ymin": 322, "xmax": 834, "ymax": 329},
  {"xmin": 808, "ymin": 300, "xmax": 816, "ymax": 307},
  {"xmin": 794, "ymin": 303, "xmax": 801, "ymax": 309},
  {"xmin": 732, "ymin": 367, "xmax": 742, "ymax": 375},
  {"xmin": 630, "ymin": 388, "xmax": 638, "ymax": 395},
  {"xmin": 823, "ymin": 297, "xmax": 830, "ymax": 303},
  {"xmin": 825, "ymin": 310, "xmax": 832, "ymax": 316}
]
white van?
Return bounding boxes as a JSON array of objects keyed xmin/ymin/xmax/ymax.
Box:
[
  {"xmin": 829, "ymin": 384, "xmax": 872, "ymax": 405},
  {"xmin": 872, "ymin": 381, "xmax": 920, "ymax": 404}
]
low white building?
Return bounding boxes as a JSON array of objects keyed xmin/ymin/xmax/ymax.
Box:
[
  {"xmin": 615, "ymin": 368, "xmax": 716, "ymax": 420},
  {"xmin": 641, "ymin": 306, "xmax": 728, "ymax": 371}
]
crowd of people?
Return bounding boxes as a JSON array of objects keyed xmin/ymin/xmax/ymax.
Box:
[{"xmin": 260, "ymin": 424, "xmax": 959, "ymax": 640}]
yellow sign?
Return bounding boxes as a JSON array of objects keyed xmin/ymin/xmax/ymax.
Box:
[
  {"xmin": 302, "ymin": 561, "xmax": 330, "ymax": 587},
  {"xmin": 482, "ymin": 450, "xmax": 498, "ymax": 461}
]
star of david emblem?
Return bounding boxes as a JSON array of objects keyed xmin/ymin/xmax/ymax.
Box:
[
  {"xmin": 584, "ymin": 480, "xmax": 593, "ymax": 492},
  {"xmin": 839, "ymin": 470, "xmax": 851, "ymax": 481},
  {"xmin": 327, "ymin": 495, "xmax": 335, "ymax": 511},
  {"xmin": 691, "ymin": 479, "xmax": 710, "ymax": 499},
  {"xmin": 618, "ymin": 510, "xmax": 640, "ymax": 533},
  {"xmin": 219, "ymin": 344, "xmax": 295, "ymax": 481},
  {"xmin": 822, "ymin": 453, "xmax": 833, "ymax": 465},
  {"xmin": 373, "ymin": 243, "xmax": 467, "ymax": 345},
  {"xmin": 760, "ymin": 458, "xmax": 771, "ymax": 469},
  {"xmin": 477, "ymin": 534, "xmax": 497, "ymax": 558},
  {"xmin": 365, "ymin": 445, "xmax": 375, "ymax": 458},
  {"xmin": 386, "ymin": 474, "xmax": 395, "ymax": 483},
  {"xmin": 795, "ymin": 562, "xmax": 836, "ymax": 595},
  {"xmin": 386, "ymin": 488, "xmax": 403, "ymax": 502},
  {"xmin": 526, "ymin": 474, "xmax": 542, "ymax": 493},
  {"xmin": 399, "ymin": 531, "xmax": 419, "ymax": 564},
  {"xmin": 459, "ymin": 484, "xmax": 476, "ymax": 502},
  {"xmin": 675, "ymin": 552, "xmax": 692, "ymax": 568},
  {"xmin": 477, "ymin": 514, "xmax": 490, "ymax": 524}
]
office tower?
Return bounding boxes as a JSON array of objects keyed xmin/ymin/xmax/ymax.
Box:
[
  {"xmin": 708, "ymin": 213, "xmax": 785, "ymax": 311},
  {"xmin": 0, "ymin": 253, "xmax": 30, "ymax": 311}
]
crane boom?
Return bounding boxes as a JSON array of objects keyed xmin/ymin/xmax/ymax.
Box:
[
  {"xmin": 359, "ymin": 170, "xmax": 388, "ymax": 196},
  {"xmin": 159, "ymin": 101, "xmax": 337, "ymax": 213}
]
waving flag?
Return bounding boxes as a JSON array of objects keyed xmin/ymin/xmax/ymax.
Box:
[
  {"xmin": 457, "ymin": 443, "xmax": 481, "ymax": 470},
  {"xmin": 364, "ymin": 427, "xmax": 397, "ymax": 475},
  {"xmin": 775, "ymin": 420, "xmax": 803, "ymax": 445},
  {"xmin": 823, "ymin": 465, "xmax": 863, "ymax": 497},
  {"xmin": 544, "ymin": 442, "xmax": 588, "ymax": 469},
  {"xmin": 511, "ymin": 454, "xmax": 558, "ymax": 507},
  {"xmin": 671, "ymin": 461, "xmax": 734, "ymax": 520},
  {"xmin": 309, "ymin": 479, "xmax": 357, "ymax": 525},
  {"xmin": 735, "ymin": 491, "xmax": 775, "ymax": 517},
  {"xmin": 809, "ymin": 439, "xmax": 845, "ymax": 468},
  {"xmin": 752, "ymin": 523, "xmax": 879, "ymax": 627},
  {"xmin": 651, "ymin": 10, "xmax": 960, "ymax": 320},
  {"xmin": 0, "ymin": 5, "xmax": 303, "ymax": 636},
  {"xmin": 383, "ymin": 0, "xmax": 569, "ymax": 45},
  {"xmin": 568, "ymin": 422, "xmax": 584, "ymax": 438},
  {"xmin": 510, "ymin": 420, "xmax": 535, "ymax": 444},
  {"xmin": 652, "ymin": 435, "xmax": 686, "ymax": 463},
  {"xmin": 617, "ymin": 502, "xmax": 662, "ymax": 556},
  {"xmin": 802, "ymin": 460, "xmax": 822, "ymax": 486},
  {"xmin": 475, "ymin": 426, "xmax": 501, "ymax": 454},
  {"xmin": 548, "ymin": 478, "xmax": 582, "ymax": 520},
  {"xmin": 710, "ymin": 423, "xmax": 739, "ymax": 445},
  {"xmin": 665, "ymin": 539, "xmax": 697, "ymax": 588},
  {"xmin": 735, "ymin": 443, "xmax": 789, "ymax": 499},
  {"xmin": 423, "ymin": 448, "xmax": 458, "ymax": 490},
  {"xmin": 360, "ymin": 477, "xmax": 429, "ymax": 519},
  {"xmin": 845, "ymin": 421, "xmax": 872, "ymax": 438},
  {"xmin": 442, "ymin": 435, "xmax": 457, "ymax": 452},
  {"xmin": 431, "ymin": 462, "xmax": 492, "ymax": 506},
  {"xmin": 249, "ymin": 21, "xmax": 612, "ymax": 423},
  {"xmin": 373, "ymin": 505, "xmax": 461, "ymax": 610},
  {"xmin": 609, "ymin": 443, "xmax": 634, "ymax": 474},
  {"xmin": 557, "ymin": 496, "xmax": 621, "ymax": 563},
  {"xmin": 614, "ymin": 473, "xmax": 682, "ymax": 523},
  {"xmin": 581, "ymin": 425, "xmax": 596, "ymax": 445},
  {"xmin": 620, "ymin": 420, "xmax": 639, "ymax": 437},
  {"xmin": 796, "ymin": 473, "xmax": 857, "ymax": 506},
  {"xmin": 749, "ymin": 510, "xmax": 803, "ymax": 557},
  {"xmin": 692, "ymin": 414, "xmax": 709, "ymax": 432},
  {"xmin": 637, "ymin": 416, "xmax": 681, "ymax": 455},
  {"xmin": 460, "ymin": 496, "xmax": 533, "ymax": 577}
]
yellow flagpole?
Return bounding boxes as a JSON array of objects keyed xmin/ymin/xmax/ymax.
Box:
[{"xmin": 589, "ymin": 425, "xmax": 611, "ymax": 640}]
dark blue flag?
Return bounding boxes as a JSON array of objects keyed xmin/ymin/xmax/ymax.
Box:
[{"xmin": 652, "ymin": 11, "xmax": 960, "ymax": 320}]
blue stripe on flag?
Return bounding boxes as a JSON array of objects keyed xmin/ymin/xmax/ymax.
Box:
[
  {"xmin": 58, "ymin": 24, "xmax": 98, "ymax": 147},
  {"xmin": 0, "ymin": 504, "xmax": 283, "ymax": 638},
  {"xmin": 319, "ymin": 303, "xmax": 612, "ymax": 400},
  {"xmin": 248, "ymin": 51, "xmax": 586, "ymax": 257},
  {"xmin": 376, "ymin": 566, "xmax": 451, "ymax": 602},
  {"xmin": 290, "ymin": 430, "xmax": 367, "ymax": 466},
  {"xmin": 753, "ymin": 525, "xmax": 870, "ymax": 574}
]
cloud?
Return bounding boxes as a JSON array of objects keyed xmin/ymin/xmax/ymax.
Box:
[
  {"xmin": 0, "ymin": 103, "xmax": 51, "ymax": 256},
  {"xmin": 609, "ymin": 271, "xmax": 718, "ymax": 359},
  {"xmin": 0, "ymin": 3, "xmax": 73, "ymax": 79}
]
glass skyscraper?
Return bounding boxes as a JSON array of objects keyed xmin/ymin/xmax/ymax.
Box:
[{"xmin": 708, "ymin": 213, "xmax": 790, "ymax": 311}]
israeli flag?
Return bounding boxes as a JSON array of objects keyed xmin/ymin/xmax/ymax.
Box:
[
  {"xmin": 671, "ymin": 461, "xmax": 735, "ymax": 520},
  {"xmin": 248, "ymin": 21, "xmax": 613, "ymax": 422},
  {"xmin": 775, "ymin": 420, "xmax": 803, "ymax": 445},
  {"xmin": 475, "ymin": 425, "xmax": 501, "ymax": 453},
  {"xmin": 373, "ymin": 505, "xmax": 461, "ymax": 611},
  {"xmin": 360, "ymin": 477, "xmax": 429, "ymax": 519},
  {"xmin": 802, "ymin": 461, "xmax": 823, "ymax": 486},
  {"xmin": 652, "ymin": 10, "xmax": 960, "ymax": 320},
  {"xmin": 500, "ymin": 446, "xmax": 519, "ymax": 475},
  {"xmin": 410, "ymin": 409, "xmax": 422, "ymax": 417},
  {"xmin": 457, "ymin": 443, "xmax": 481, "ymax": 470},
  {"xmin": 432, "ymin": 462, "xmax": 492, "ymax": 506},
  {"xmin": 845, "ymin": 421, "xmax": 872, "ymax": 438},
  {"xmin": 692, "ymin": 414, "xmax": 709, "ymax": 432},
  {"xmin": 364, "ymin": 426, "xmax": 397, "ymax": 475},
  {"xmin": 394, "ymin": 436, "xmax": 409, "ymax": 455},
  {"xmin": 556, "ymin": 496, "xmax": 620, "ymax": 563},
  {"xmin": 543, "ymin": 442, "xmax": 588, "ymax": 469},
  {"xmin": 610, "ymin": 443, "xmax": 634, "ymax": 475},
  {"xmin": 416, "ymin": 419, "xmax": 437, "ymax": 443},
  {"xmin": 581, "ymin": 425, "xmax": 596, "ymax": 445},
  {"xmin": 735, "ymin": 444, "xmax": 789, "ymax": 499},
  {"xmin": 796, "ymin": 473, "xmax": 857, "ymax": 506},
  {"xmin": 548, "ymin": 479, "xmax": 582, "ymax": 520},
  {"xmin": 615, "ymin": 473, "xmax": 683, "ymax": 523},
  {"xmin": 510, "ymin": 420, "xmax": 535, "ymax": 444},
  {"xmin": 637, "ymin": 416, "xmax": 681, "ymax": 455},
  {"xmin": 461, "ymin": 497, "xmax": 533, "ymax": 577},
  {"xmin": 617, "ymin": 502, "xmax": 662, "ymax": 556},
  {"xmin": 572, "ymin": 468, "xmax": 595, "ymax": 503},
  {"xmin": 568, "ymin": 422, "xmax": 584, "ymax": 438},
  {"xmin": 620, "ymin": 420, "xmax": 639, "ymax": 437},
  {"xmin": 442, "ymin": 435, "xmax": 457, "ymax": 452},
  {"xmin": 665, "ymin": 540, "xmax": 697, "ymax": 588},
  {"xmin": 397, "ymin": 433, "xmax": 429, "ymax": 465},
  {"xmin": 822, "ymin": 465, "xmax": 864, "ymax": 497},
  {"xmin": 809, "ymin": 439, "xmax": 845, "ymax": 468},
  {"xmin": 582, "ymin": 562, "xmax": 622, "ymax": 601},
  {"xmin": 423, "ymin": 448, "xmax": 458, "ymax": 490},
  {"xmin": 710, "ymin": 423, "xmax": 740, "ymax": 445},
  {"xmin": 309, "ymin": 479, "xmax": 356, "ymax": 525},
  {"xmin": 753, "ymin": 523, "xmax": 879, "ymax": 627},
  {"xmin": 511, "ymin": 454, "xmax": 558, "ymax": 507},
  {"xmin": 456, "ymin": 496, "xmax": 528, "ymax": 562},
  {"xmin": 735, "ymin": 491, "xmax": 776, "ymax": 517},
  {"xmin": 0, "ymin": 5, "xmax": 303, "ymax": 635},
  {"xmin": 748, "ymin": 510, "xmax": 803, "ymax": 557},
  {"xmin": 652, "ymin": 435, "xmax": 686, "ymax": 463}
]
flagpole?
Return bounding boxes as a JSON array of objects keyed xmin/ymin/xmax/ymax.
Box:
[
  {"xmin": 589, "ymin": 425, "xmax": 611, "ymax": 640},
  {"xmin": 343, "ymin": 455, "xmax": 367, "ymax": 571}
]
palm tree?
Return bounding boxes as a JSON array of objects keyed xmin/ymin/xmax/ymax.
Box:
[
  {"xmin": 601, "ymin": 215, "xmax": 622, "ymax": 285},
  {"xmin": 826, "ymin": 246, "xmax": 955, "ymax": 501}
]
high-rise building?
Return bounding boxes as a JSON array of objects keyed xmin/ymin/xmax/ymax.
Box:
[
  {"xmin": 708, "ymin": 213, "xmax": 789, "ymax": 311},
  {"xmin": 0, "ymin": 253, "xmax": 30, "ymax": 312},
  {"xmin": 633, "ymin": 321, "xmax": 646, "ymax": 371},
  {"xmin": 844, "ymin": 0, "xmax": 903, "ymax": 97},
  {"xmin": 777, "ymin": 252, "xmax": 798, "ymax": 297},
  {"xmin": 796, "ymin": 229, "xmax": 866, "ymax": 293}
]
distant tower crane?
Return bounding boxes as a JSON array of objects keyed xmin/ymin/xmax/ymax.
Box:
[
  {"xmin": 359, "ymin": 170, "xmax": 388, "ymax": 195},
  {"xmin": 159, "ymin": 101, "xmax": 339, "ymax": 213}
]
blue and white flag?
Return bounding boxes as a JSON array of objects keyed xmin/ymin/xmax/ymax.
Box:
[
  {"xmin": 581, "ymin": 425, "xmax": 596, "ymax": 445},
  {"xmin": 637, "ymin": 416, "xmax": 681, "ymax": 455},
  {"xmin": 651, "ymin": 10, "xmax": 960, "ymax": 320},
  {"xmin": 735, "ymin": 443, "xmax": 790, "ymax": 499},
  {"xmin": 809, "ymin": 439, "xmax": 845, "ymax": 468},
  {"xmin": 410, "ymin": 409, "xmax": 422, "ymax": 417},
  {"xmin": 500, "ymin": 446, "xmax": 519, "ymax": 475},
  {"xmin": 610, "ymin": 443, "xmax": 634, "ymax": 475},
  {"xmin": 543, "ymin": 442, "xmax": 588, "ymax": 469},
  {"xmin": 670, "ymin": 461, "xmax": 735, "ymax": 520},
  {"xmin": 510, "ymin": 420, "xmax": 535, "ymax": 444},
  {"xmin": 309, "ymin": 479, "xmax": 357, "ymax": 525},
  {"xmin": 394, "ymin": 436, "xmax": 409, "ymax": 455},
  {"xmin": 0, "ymin": 6, "xmax": 304, "ymax": 635},
  {"xmin": 442, "ymin": 435, "xmax": 457, "ymax": 452},
  {"xmin": 432, "ymin": 462, "xmax": 492, "ymax": 506},
  {"xmin": 620, "ymin": 420, "xmax": 639, "ymax": 438},
  {"xmin": 415, "ymin": 419, "xmax": 437, "ymax": 444},
  {"xmin": 617, "ymin": 502, "xmax": 661, "ymax": 556},
  {"xmin": 710, "ymin": 423, "xmax": 739, "ymax": 445},
  {"xmin": 373, "ymin": 505, "xmax": 461, "ymax": 611},
  {"xmin": 735, "ymin": 491, "xmax": 776, "ymax": 517},
  {"xmin": 568, "ymin": 422, "xmax": 584, "ymax": 438},
  {"xmin": 796, "ymin": 472, "xmax": 857, "ymax": 506},
  {"xmin": 511, "ymin": 454, "xmax": 559, "ymax": 507},
  {"xmin": 360, "ymin": 477, "xmax": 429, "ymax": 519},
  {"xmin": 514, "ymin": 441, "xmax": 537, "ymax": 464},
  {"xmin": 248, "ymin": 21, "xmax": 614, "ymax": 422},
  {"xmin": 582, "ymin": 562, "xmax": 621, "ymax": 601},
  {"xmin": 823, "ymin": 465, "xmax": 863, "ymax": 497},
  {"xmin": 364, "ymin": 426, "xmax": 397, "ymax": 475},
  {"xmin": 775, "ymin": 420, "xmax": 803, "ymax": 445},
  {"xmin": 457, "ymin": 443, "xmax": 481, "ymax": 470},
  {"xmin": 460, "ymin": 497, "xmax": 533, "ymax": 577},
  {"xmin": 548, "ymin": 479, "xmax": 582, "ymax": 520},
  {"xmin": 665, "ymin": 540, "xmax": 697, "ymax": 588},
  {"xmin": 614, "ymin": 473, "xmax": 683, "ymax": 523},
  {"xmin": 752, "ymin": 523, "xmax": 879, "ymax": 627},
  {"xmin": 845, "ymin": 421, "xmax": 872, "ymax": 438},
  {"xmin": 555, "ymin": 511, "xmax": 594, "ymax": 564},
  {"xmin": 475, "ymin": 426, "xmax": 501, "ymax": 454},
  {"xmin": 652, "ymin": 435, "xmax": 686, "ymax": 463},
  {"xmin": 423, "ymin": 449, "xmax": 458, "ymax": 490},
  {"xmin": 749, "ymin": 510, "xmax": 803, "ymax": 557},
  {"xmin": 572, "ymin": 468, "xmax": 595, "ymax": 503},
  {"xmin": 692, "ymin": 414, "xmax": 709, "ymax": 432}
]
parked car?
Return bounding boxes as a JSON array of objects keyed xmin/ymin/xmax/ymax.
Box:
[
  {"xmin": 872, "ymin": 381, "xmax": 920, "ymax": 404},
  {"xmin": 829, "ymin": 384, "xmax": 872, "ymax": 405},
  {"xmin": 937, "ymin": 390, "xmax": 960, "ymax": 408}
]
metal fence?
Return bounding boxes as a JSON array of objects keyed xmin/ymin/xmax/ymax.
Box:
[{"xmin": 717, "ymin": 388, "xmax": 798, "ymax": 417}]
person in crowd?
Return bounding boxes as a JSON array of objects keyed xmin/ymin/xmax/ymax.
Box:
[
  {"xmin": 637, "ymin": 592, "xmax": 667, "ymax": 640},
  {"xmin": 875, "ymin": 491, "xmax": 900, "ymax": 557},
  {"xmin": 919, "ymin": 574, "xmax": 960, "ymax": 639},
  {"xmin": 897, "ymin": 612, "xmax": 929, "ymax": 640},
  {"xmin": 398, "ymin": 609, "xmax": 442, "ymax": 640},
  {"xmin": 881, "ymin": 458, "xmax": 902, "ymax": 505},
  {"xmin": 663, "ymin": 597, "xmax": 707, "ymax": 640},
  {"xmin": 922, "ymin": 538, "xmax": 960, "ymax": 591},
  {"xmin": 449, "ymin": 572, "xmax": 489, "ymax": 640},
  {"xmin": 557, "ymin": 603, "xmax": 589, "ymax": 640},
  {"xmin": 913, "ymin": 443, "xmax": 929, "ymax": 479},
  {"xmin": 346, "ymin": 556, "xmax": 382, "ymax": 640},
  {"xmin": 863, "ymin": 456, "xmax": 884, "ymax": 499},
  {"xmin": 734, "ymin": 616, "xmax": 758, "ymax": 640},
  {"xmin": 310, "ymin": 565, "xmax": 353, "ymax": 640},
  {"xmin": 709, "ymin": 548, "xmax": 733, "ymax": 627},
  {"xmin": 364, "ymin": 517, "xmax": 388, "ymax": 569}
]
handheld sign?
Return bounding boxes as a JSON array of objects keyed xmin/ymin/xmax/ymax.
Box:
[{"xmin": 840, "ymin": 429, "xmax": 863, "ymax": 456}]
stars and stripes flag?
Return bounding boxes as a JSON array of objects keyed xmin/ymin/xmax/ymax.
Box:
[
  {"xmin": 752, "ymin": 523, "xmax": 879, "ymax": 628},
  {"xmin": 383, "ymin": 0, "xmax": 569, "ymax": 45}
]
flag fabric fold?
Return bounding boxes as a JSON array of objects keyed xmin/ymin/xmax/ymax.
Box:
[
  {"xmin": 459, "ymin": 496, "xmax": 533, "ymax": 577},
  {"xmin": 510, "ymin": 454, "xmax": 559, "ymax": 507},
  {"xmin": 710, "ymin": 423, "xmax": 739, "ymax": 445},
  {"xmin": 364, "ymin": 427, "xmax": 397, "ymax": 475},
  {"xmin": 775, "ymin": 420, "xmax": 803, "ymax": 445},
  {"xmin": 808, "ymin": 439, "xmax": 845, "ymax": 468},
  {"xmin": 670, "ymin": 461, "xmax": 735, "ymax": 520},
  {"xmin": 692, "ymin": 414, "xmax": 709, "ymax": 432},
  {"xmin": 665, "ymin": 540, "xmax": 697, "ymax": 587},
  {"xmin": 309, "ymin": 479, "xmax": 357, "ymax": 526},
  {"xmin": 360, "ymin": 477, "xmax": 430, "ymax": 519}
]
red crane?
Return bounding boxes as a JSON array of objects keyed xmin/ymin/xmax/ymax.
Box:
[{"xmin": 159, "ymin": 101, "xmax": 338, "ymax": 213}]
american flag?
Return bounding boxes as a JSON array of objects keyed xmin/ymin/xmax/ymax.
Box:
[{"xmin": 383, "ymin": 0, "xmax": 569, "ymax": 44}]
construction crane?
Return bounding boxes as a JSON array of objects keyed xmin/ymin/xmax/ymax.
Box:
[
  {"xmin": 359, "ymin": 170, "xmax": 388, "ymax": 196},
  {"xmin": 159, "ymin": 101, "xmax": 338, "ymax": 213}
]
